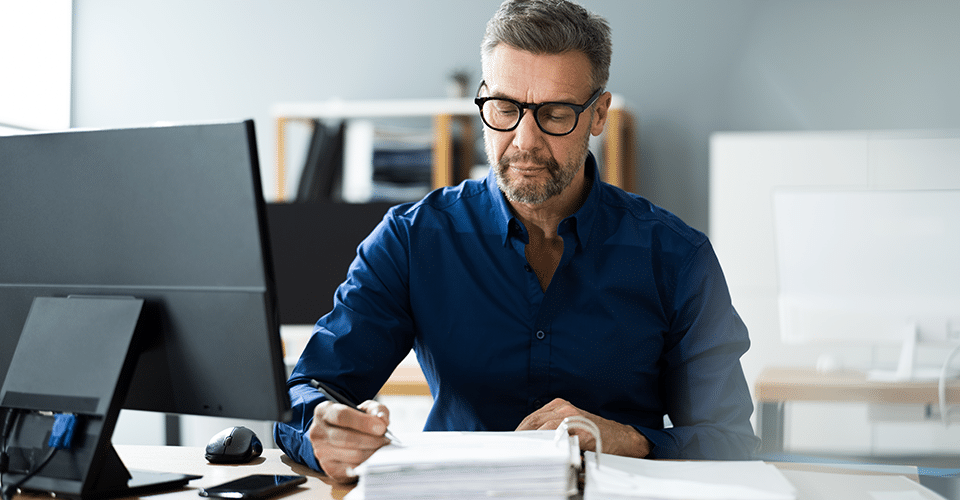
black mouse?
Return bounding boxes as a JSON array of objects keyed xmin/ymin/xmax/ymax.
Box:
[{"xmin": 205, "ymin": 426, "xmax": 263, "ymax": 464}]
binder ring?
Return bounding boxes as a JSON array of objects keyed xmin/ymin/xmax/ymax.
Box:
[{"xmin": 555, "ymin": 415, "xmax": 602, "ymax": 467}]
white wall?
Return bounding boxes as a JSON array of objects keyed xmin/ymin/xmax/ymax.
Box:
[
  {"xmin": 71, "ymin": 1, "xmax": 960, "ymax": 233},
  {"xmin": 710, "ymin": 129, "xmax": 960, "ymax": 454},
  {"xmin": 0, "ymin": 0, "xmax": 72, "ymax": 130}
]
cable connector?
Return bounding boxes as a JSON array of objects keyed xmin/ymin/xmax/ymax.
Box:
[{"xmin": 48, "ymin": 413, "xmax": 77, "ymax": 450}]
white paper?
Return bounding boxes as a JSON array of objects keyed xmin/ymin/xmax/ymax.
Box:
[
  {"xmin": 350, "ymin": 430, "xmax": 578, "ymax": 500},
  {"xmin": 780, "ymin": 470, "xmax": 944, "ymax": 500},
  {"xmin": 583, "ymin": 452, "xmax": 796, "ymax": 500}
]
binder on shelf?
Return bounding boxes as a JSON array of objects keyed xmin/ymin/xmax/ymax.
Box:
[
  {"xmin": 341, "ymin": 120, "xmax": 376, "ymax": 203},
  {"xmin": 369, "ymin": 125, "xmax": 434, "ymax": 202},
  {"xmin": 340, "ymin": 121, "xmax": 436, "ymax": 203},
  {"xmin": 296, "ymin": 120, "xmax": 345, "ymax": 202}
]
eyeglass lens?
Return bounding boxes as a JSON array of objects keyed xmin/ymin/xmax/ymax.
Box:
[{"xmin": 480, "ymin": 100, "xmax": 580, "ymax": 136}]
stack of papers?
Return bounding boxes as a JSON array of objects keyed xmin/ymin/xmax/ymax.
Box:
[
  {"xmin": 345, "ymin": 431, "xmax": 579, "ymax": 500},
  {"xmin": 583, "ymin": 453, "xmax": 797, "ymax": 500}
]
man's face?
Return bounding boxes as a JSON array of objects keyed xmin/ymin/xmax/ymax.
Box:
[{"xmin": 481, "ymin": 45, "xmax": 606, "ymax": 205}]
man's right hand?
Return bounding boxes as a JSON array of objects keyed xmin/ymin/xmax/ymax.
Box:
[{"xmin": 307, "ymin": 399, "xmax": 392, "ymax": 483}]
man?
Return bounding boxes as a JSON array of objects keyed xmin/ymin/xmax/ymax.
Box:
[{"xmin": 275, "ymin": 0, "xmax": 759, "ymax": 483}]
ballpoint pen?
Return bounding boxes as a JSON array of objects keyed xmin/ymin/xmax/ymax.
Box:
[{"xmin": 309, "ymin": 379, "xmax": 403, "ymax": 445}]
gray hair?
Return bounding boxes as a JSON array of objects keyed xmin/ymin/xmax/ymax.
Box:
[{"xmin": 481, "ymin": 0, "xmax": 612, "ymax": 90}]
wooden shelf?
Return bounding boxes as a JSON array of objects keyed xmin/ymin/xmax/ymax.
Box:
[
  {"xmin": 271, "ymin": 98, "xmax": 476, "ymax": 202},
  {"xmin": 271, "ymin": 95, "xmax": 637, "ymax": 201},
  {"xmin": 380, "ymin": 364, "xmax": 431, "ymax": 397}
]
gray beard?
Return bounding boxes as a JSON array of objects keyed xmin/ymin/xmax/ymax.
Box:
[
  {"xmin": 488, "ymin": 136, "xmax": 589, "ymax": 205},
  {"xmin": 494, "ymin": 152, "xmax": 575, "ymax": 205}
]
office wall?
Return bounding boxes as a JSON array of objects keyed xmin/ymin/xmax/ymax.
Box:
[{"xmin": 71, "ymin": 0, "xmax": 960, "ymax": 233}]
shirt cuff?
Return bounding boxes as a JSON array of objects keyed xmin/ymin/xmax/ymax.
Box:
[
  {"xmin": 630, "ymin": 425, "xmax": 677, "ymax": 459},
  {"xmin": 273, "ymin": 420, "xmax": 322, "ymax": 472}
]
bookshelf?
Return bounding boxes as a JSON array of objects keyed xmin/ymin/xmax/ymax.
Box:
[{"xmin": 270, "ymin": 95, "xmax": 637, "ymax": 201}]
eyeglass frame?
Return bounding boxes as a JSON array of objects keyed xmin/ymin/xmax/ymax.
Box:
[{"xmin": 473, "ymin": 80, "xmax": 604, "ymax": 137}]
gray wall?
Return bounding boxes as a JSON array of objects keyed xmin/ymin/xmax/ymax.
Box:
[{"xmin": 72, "ymin": 0, "xmax": 960, "ymax": 233}]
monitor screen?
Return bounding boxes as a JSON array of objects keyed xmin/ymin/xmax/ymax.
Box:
[
  {"xmin": 0, "ymin": 120, "xmax": 290, "ymax": 423},
  {"xmin": 773, "ymin": 188, "xmax": 960, "ymax": 348}
]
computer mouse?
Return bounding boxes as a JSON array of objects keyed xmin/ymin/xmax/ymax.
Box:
[{"xmin": 205, "ymin": 425, "xmax": 263, "ymax": 464}]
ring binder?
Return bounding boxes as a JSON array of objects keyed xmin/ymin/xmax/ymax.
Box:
[
  {"xmin": 555, "ymin": 416, "xmax": 602, "ymax": 467},
  {"xmin": 579, "ymin": 427, "xmax": 799, "ymax": 500}
]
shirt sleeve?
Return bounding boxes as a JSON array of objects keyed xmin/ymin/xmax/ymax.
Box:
[
  {"xmin": 273, "ymin": 383, "xmax": 324, "ymax": 471},
  {"xmin": 642, "ymin": 240, "xmax": 760, "ymax": 460},
  {"xmin": 273, "ymin": 208, "xmax": 417, "ymax": 471}
]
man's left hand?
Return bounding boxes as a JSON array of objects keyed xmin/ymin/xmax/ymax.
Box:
[{"xmin": 515, "ymin": 398, "xmax": 651, "ymax": 458}]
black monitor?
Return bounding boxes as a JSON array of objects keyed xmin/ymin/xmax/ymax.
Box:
[{"xmin": 0, "ymin": 120, "xmax": 291, "ymax": 499}]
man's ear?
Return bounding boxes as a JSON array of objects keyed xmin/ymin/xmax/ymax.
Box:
[{"xmin": 590, "ymin": 91, "xmax": 613, "ymax": 137}]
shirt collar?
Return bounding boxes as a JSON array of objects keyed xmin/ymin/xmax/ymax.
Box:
[{"xmin": 487, "ymin": 151, "xmax": 602, "ymax": 249}]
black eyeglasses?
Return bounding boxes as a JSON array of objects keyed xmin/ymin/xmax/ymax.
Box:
[{"xmin": 474, "ymin": 81, "xmax": 603, "ymax": 137}]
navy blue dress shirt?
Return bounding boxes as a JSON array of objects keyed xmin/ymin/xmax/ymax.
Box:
[{"xmin": 274, "ymin": 153, "xmax": 759, "ymax": 470}]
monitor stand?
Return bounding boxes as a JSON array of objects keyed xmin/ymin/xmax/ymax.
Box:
[
  {"xmin": 0, "ymin": 296, "xmax": 200, "ymax": 499},
  {"xmin": 868, "ymin": 323, "xmax": 960, "ymax": 382}
]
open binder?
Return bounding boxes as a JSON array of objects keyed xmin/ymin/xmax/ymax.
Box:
[
  {"xmin": 583, "ymin": 453, "xmax": 796, "ymax": 500},
  {"xmin": 568, "ymin": 417, "xmax": 796, "ymax": 500}
]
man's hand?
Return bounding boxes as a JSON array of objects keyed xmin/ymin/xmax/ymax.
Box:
[
  {"xmin": 515, "ymin": 398, "xmax": 651, "ymax": 458},
  {"xmin": 308, "ymin": 399, "xmax": 392, "ymax": 483}
]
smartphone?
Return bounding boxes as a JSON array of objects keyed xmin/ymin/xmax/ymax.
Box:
[{"xmin": 198, "ymin": 474, "xmax": 307, "ymax": 499}]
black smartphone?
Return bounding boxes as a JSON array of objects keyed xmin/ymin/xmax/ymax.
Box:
[{"xmin": 197, "ymin": 474, "xmax": 307, "ymax": 499}]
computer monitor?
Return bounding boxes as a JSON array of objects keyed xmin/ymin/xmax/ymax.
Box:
[
  {"xmin": 773, "ymin": 188, "xmax": 960, "ymax": 380},
  {"xmin": 0, "ymin": 120, "xmax": 291, "ymax": 498}
]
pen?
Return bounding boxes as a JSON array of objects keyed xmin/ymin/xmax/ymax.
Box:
[{"xmin": 309, "ymin": 379, "xmax": 402, "ymax": 445}]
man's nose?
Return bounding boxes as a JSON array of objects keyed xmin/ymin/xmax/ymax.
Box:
[{"xmin": 512, "ymin": 110, "xmax": 542, "ymax": 151}]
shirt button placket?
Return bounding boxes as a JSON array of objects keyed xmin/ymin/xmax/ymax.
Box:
[{"xmin": 529, "ymin": 328, "xmax": 550, "ymax": 406}]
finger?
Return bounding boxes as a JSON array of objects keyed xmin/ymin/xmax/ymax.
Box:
[
  {"xmin": 515, "ymin": 409, "xmax": 544, "ymax": 431},
  {"xmin": 540, "ymin": 398, "xmax": 569, "ymax": 411},
  {"xmin": 323, "ymin": 401, "xmax": 389, "ymax": 438},
  {"xmin": 320, "ymin": 437, "xmax": 381, "ymax": 464},
  {"xmin": 315, "ymin": 421, "xmax": 388, "ymax": 451},
  {"xmin": 516, "ymin": 398, "xmax": 574, "ymax": 431},
  {"xmin": 312, "ymin": 402, "xmax": 389, "ymax": 453},
  {"xmin": 317, "ymin": 458, "xmax": 361, "ymax": 484},
  {"xmin": 309, "ymin": 417, "xmax": 382, "ymax": 483},
  {"xmin": 536, "ymin": 419, "xmax": 563, "ymax": 431},
  {"xmin": 359, "ymin": 399, "xmax": 391, "ymax": 427}
]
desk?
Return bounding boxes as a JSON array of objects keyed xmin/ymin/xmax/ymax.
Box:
[
  {"xmin": 11, "ymin": 445, "xmax": 944, "ymax": 500},
  {"xmin": 755, "ymin": 367, "xmax": 960, "ymax": 454},
  {"xmin": 13, "ymin": 446, "xmax": 349, "ymax": 500}
]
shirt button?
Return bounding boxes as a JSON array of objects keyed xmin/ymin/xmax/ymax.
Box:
[
  {"xmin": 533, "ymin": 399, "xmax": 544, "ymax": 409},
  {"xmin": 536, "ymin": 330, "xmax": 545, "ymax": 340},
  {"xmin": 524, "ymin": 264, "xmax": 533, "ymax": 272}
]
